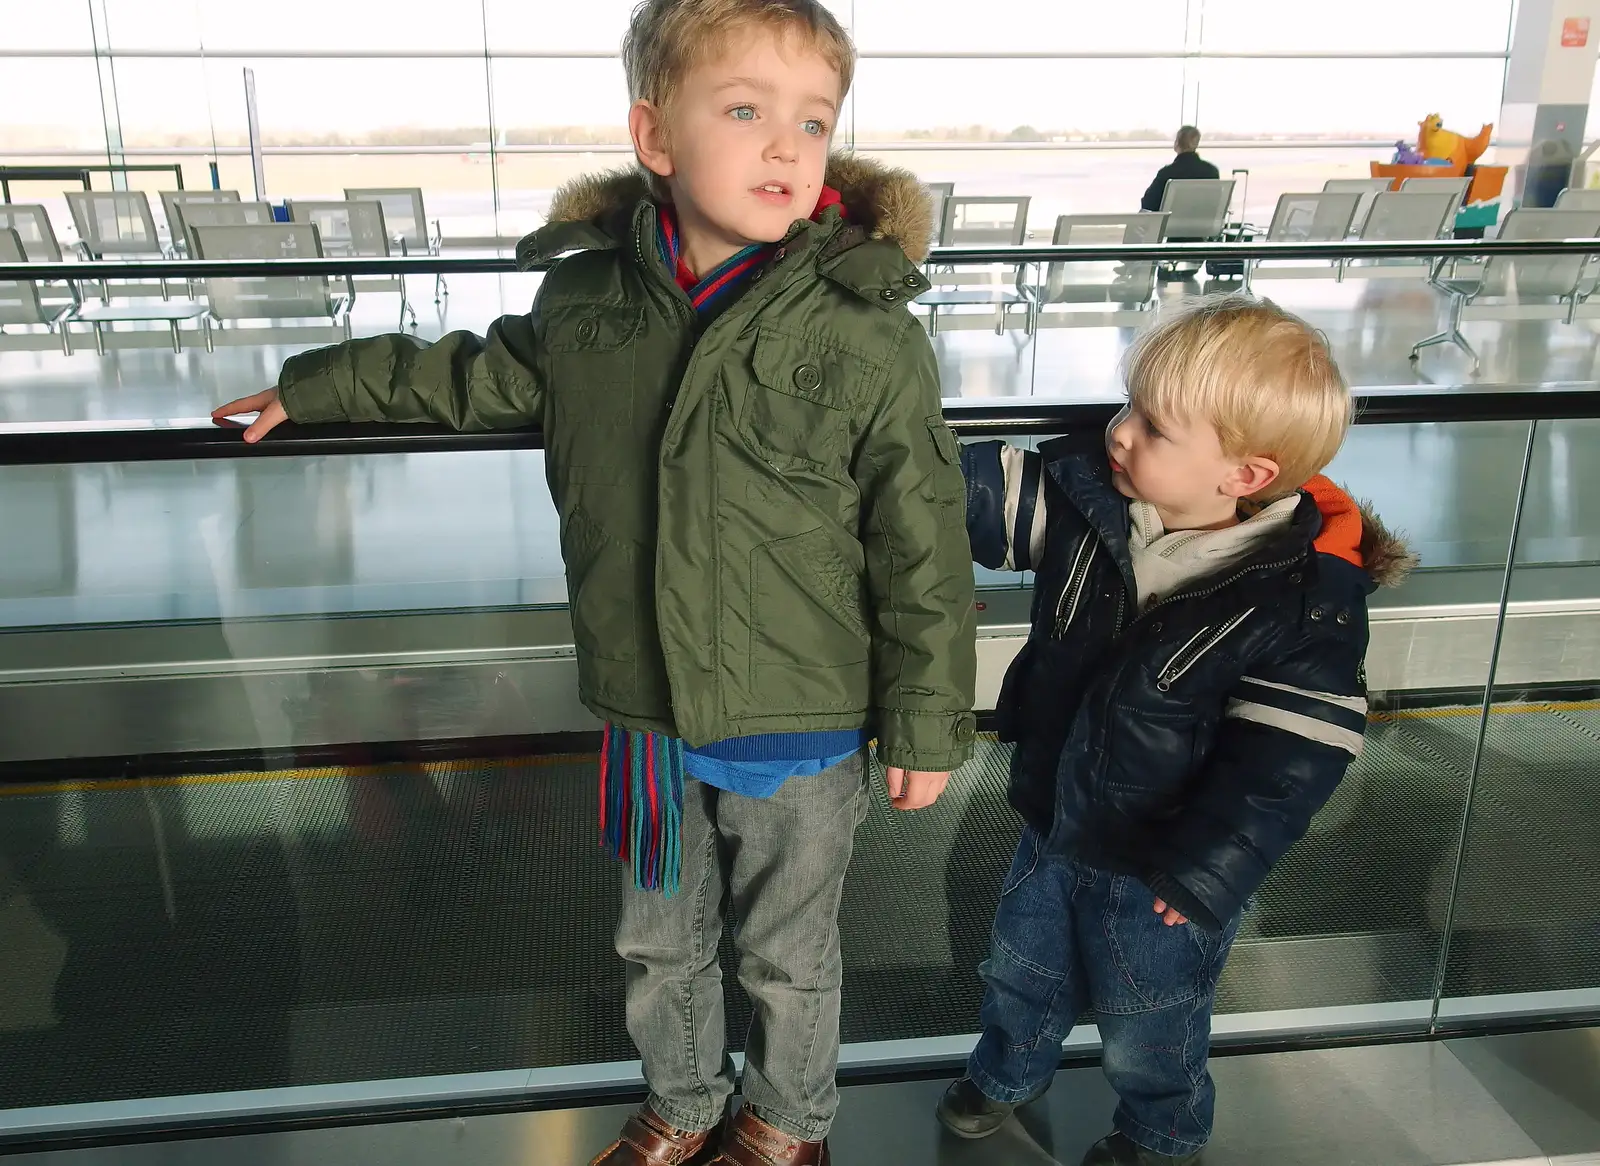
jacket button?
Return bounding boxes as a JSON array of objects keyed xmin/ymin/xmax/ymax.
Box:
[
  {"xmin": 903, "ymin": 274, "xmax": 922, "ymax": 288},
  {"xmin": 1336, "ymin": 610, "xmax": 1351, "ymax": 625},
  {"xmin": 793, "ymin": 364, "xmax": 822, "ymax": 391},
  {"xmin": 576, "ymin": 318, "xmax": 599, "ymax": 343},
  {"xmin": 1288, "ymin": 572, "xmax": 1303, "ymax": 584},
  {"xmin": 879, "ymin": 287, "xmax": 898, "ymax": 301},
  {"xmin": 1150, "ymin": 621, "xmax": 1163, "ymax": 634},
  {"xmin": 1310, "ymin": 607, "xmax": 1324, "ymax": 621}
]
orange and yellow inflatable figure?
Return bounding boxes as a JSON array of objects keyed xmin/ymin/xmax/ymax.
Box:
[
  {"xmin": 1372, "ymin": 114, "xmax": 1504, "ymax": 202},
  {"xmin": 1417, "ymin": 114, "xmax": 1493, "ymax": 170}
]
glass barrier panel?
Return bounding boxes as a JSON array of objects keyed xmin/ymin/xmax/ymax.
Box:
[{"xmin": 1435, "ymin": 417, "xmax": 1600, "ymax": 1025}]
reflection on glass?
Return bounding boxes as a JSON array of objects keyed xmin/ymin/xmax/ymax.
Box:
[{"xmin": 1437, "ymin": 418, "xmax": 1600, "ymax": 1016}]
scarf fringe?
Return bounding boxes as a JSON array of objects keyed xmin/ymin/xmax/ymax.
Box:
[{"xmin": 599, "ymin": 724, "xmax": 682, "ymax": 897}]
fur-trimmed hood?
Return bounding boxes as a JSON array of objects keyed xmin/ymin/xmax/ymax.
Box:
[
  {"xmin": 536, "ymin": 152, "xmax": 935, "ymax": 264},
  {"xmin": 1305, "ymin": 475, "xmax": 1417, "ymax": 590},
  {"xmin": 1353, "ymin": 502, "xmax": 1417, "ymax": 590}
]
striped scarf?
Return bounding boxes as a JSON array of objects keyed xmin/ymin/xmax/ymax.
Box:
[{"xmin": 599, "ymin": 726, "xmax": 687, "ymax": 898}]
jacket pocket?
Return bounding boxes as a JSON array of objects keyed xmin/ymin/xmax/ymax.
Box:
[
  {"xmin": 544, "ymin": 301, "xmax": 642, "ymax": 353},
  {"xmin": 1100, "ymin": 705, "xmax": 1197, "ymax": 815},
  {"xmin": 1094, "ymin": 873, "xmax": 1227, "ymax": 1015},
  {"xmin": 560, "ymin": 503, "xmax": 637, "ymax": 702},
  {"xmin": 999, "ymin": 828, "xmax": 1041, "ymax": 897},
  {"xmin": 748, "ymin": 528, "xmax": 871, "ymax": 710},
  {"xmin": 743, "ymin": 327, "xmax": 872, "ymax": 473},
  {"xmin": 545, "ymin": 301, "xmax": 643, "ymax": 432}
]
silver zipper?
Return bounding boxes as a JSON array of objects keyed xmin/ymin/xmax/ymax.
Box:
[
  {"xmin": 1053, "ymin": 535, "xmax": 1098, "ymax": 638},
  {"xmin": 1155, "ymin": 607, "xmax": 1256, "ymax": 691}
]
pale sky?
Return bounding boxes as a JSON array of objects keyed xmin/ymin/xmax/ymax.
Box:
[{"xmin": 2, "ymin": 0, "xmax": 1521, "ymax": 146}]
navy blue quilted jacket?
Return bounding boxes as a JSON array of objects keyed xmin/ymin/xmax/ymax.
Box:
[{"xmin": 965, "ymin": 433, "xmax": 1413, "ymax": 931}]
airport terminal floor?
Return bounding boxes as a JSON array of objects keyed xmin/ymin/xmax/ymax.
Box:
[{"xmin": 6, "ymin": 243, "xmax": 1600, "ymax": 1165}]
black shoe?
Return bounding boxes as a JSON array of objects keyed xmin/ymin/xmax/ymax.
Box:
[
  {"xmin": 935, "ymin": 1076, "xmax": 1050, "ymax": 1140},
  {"xmin": 1080, "ymin": 1131, "xmax": 1201, "ymax": 1165}
]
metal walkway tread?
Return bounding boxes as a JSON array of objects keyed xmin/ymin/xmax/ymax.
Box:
[
  {"xmin": 2, "ymin": 713, "xmax": 1597, "ymax": 1110},
  {"xmin": 8, "ymin": 1028, "xmax": 1600, "ymax": 1165}
]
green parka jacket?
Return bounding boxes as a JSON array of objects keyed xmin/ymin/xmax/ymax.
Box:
[{"xmin": 277, "ymin": 155, "xmax": 978, "ymax": 772}]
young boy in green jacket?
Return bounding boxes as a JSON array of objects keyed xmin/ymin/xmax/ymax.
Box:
[{"xmin": 214, "ymin": 2, "xmax": 976, "ymax": 1162}]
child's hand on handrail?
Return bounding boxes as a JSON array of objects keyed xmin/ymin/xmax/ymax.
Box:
[{"xmin": 213, "ymin": 389, "xmax": 289, "ymax": 444}]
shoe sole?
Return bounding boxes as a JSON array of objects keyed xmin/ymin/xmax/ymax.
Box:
[
  {"xmin": 935, "ymin": 1084, "xmax": 1052, "ymax": 1141},
  {"xmin": 935, "ymin": 1104, "xmax": 1008, "ymax": 1141}
]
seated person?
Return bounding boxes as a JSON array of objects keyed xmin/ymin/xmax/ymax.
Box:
[{"xmin": 1141, "ymin": 126, "xmax": 1220, "ymax": 215}]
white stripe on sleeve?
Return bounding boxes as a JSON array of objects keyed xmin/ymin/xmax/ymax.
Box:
[{"xmin": 1224, "ymin": 699, "xmax": 1366, "ymax": 755}]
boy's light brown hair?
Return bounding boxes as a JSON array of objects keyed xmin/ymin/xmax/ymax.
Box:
[
  {"xmin": 623, "ymin": 0, "xmax": 855, "ymax": 132},
  {"xmin": 1124, "ymin": 295, "xmax": 1352, "ymax": 500}
]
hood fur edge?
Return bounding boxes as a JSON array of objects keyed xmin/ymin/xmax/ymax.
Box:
[{"xmin": 544, "ymin": 153, "xmax": 934, "ymax": 262}]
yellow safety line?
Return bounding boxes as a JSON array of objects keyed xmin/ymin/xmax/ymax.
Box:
[
  {"xmin": 0, "ymin": 751, "xmax": 595, "ymax": 798},
  {"xmin": 5, "ymin": 698, "xmax": 1599, "ymax": 796},
  {"xmin": 1369, "ymin": 698, "xmax": 1600, "ymax": 723}
]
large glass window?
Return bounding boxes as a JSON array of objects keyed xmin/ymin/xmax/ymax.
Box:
[
  {"xmin": 1192, "ymin": 58, "xmax": 1508, "ymax": 140},
  {"xmin": 1197, "ymin": 0, "xmax": 1516, "ymax": 53},
  {"xmin": 188, "ymin": 0, "xmax": 492, "ymax": 52},
  {"xmin": 1, "ymin": 0, "xmax": 1524, "ymax": 249},
  {"xmin": 850, "ymin": 0, "xmax": 1189, "ymax": 53}
]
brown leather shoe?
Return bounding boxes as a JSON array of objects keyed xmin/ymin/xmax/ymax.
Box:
[
  {"xmin": 708, "ymin": 1106, "xmax": 829, "ymax": 1166},
  {"xmin": 589, "ymin": 1104, "xmax": 721, "ymax": 1166}
]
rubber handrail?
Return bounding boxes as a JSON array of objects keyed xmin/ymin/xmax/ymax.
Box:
[
  {"xmin": 4, "ymin": 386, "xmax": 1597, "ymax": 465},
  {"xmin": 8, "ymin": 236, "xmax": 1600, "ymax": 281}
]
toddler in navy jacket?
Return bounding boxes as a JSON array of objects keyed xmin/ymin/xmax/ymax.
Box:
[{"xmin": 938, "ymin": 296, "xmax": 1413, "ymax": 1165}]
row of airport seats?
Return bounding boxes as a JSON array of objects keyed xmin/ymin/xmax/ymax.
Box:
[
  {"xmin": 921, "ymin": 178, "xmax": 1600, "ymax": 360},
  {"xmin": 0, "ymin": 188, "xmax": 443, "ymax": 354},
  {"xmin": 7, "ymin": 176, "xmax": 1600, "ymax": 362}
]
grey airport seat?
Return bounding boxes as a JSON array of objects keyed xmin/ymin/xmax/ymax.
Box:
[
  {"xmin": 179, "ymin": 200, "xmax": 276, "ymax": 247},
  {"xmin": 1398, "ymin": 175, "xmax": 1472, "ymax": 208},
  {"xmin": 1411, "ymin": 207, "xmax": 1600, "ymax": 374},
  {"xmin": 1158, "ymin": 178, "xmax": 1234, "ymax": 240},
  {"xmin": 0, "ymin": 204, "xmax": 77, "ymax": 306},
  {"xmin": 189, "ymin": 222, "xmax": 352, "ymax": 351},
  {"xmin": 1267, "ymin": 191, "xmax": 1362, "ymax": 242},
  {"xmin": 65, "ymin": 190, "xmax": 163, "ymax": 259},
  {"xmin": 919, "ymin": 195, "xmax": 1032, "ymax": 335},
  {"xmin": 64, "ymin": 190, "xmax": 172, "ymax": 300},
  {"xmin": 1555, "ymin": 188, "xmax": 1600, "ymax": 211},
  {"xmin": 1155, "ymin": 178, "xmax": 1233, "ymax": 279},
  {"xmin": 289, "ymin": 199, "xmax": 415, "ymax": 328},
  {"xmin": 171, "ymin": 201, "xmax": 276, "ymax": 296},
  {"xmin": 0, "ymin": 204, "xmax": 65, "ymax": 262},
  {"xmin": 1027, "ymin": 212, "xmax": 1167, "ymax": 330},
  {"xmin": 924, "ymin": 181, "xmax": 954, "ymax": 252},
  {"xmin": 1360, "ymin": 190, "xmax": 1459, "ymax": 240},
  {"xmin": 1243, "ymin": 192, "xmax": 1362, "ymax": 289},
  {"xmin": 160, "ymin": 190, "xmax": 242, "ymax": 255},
  {"xmin": 0, "ymin": 228, "xmax": 73, "ymax": 353},
  {"xmin": 1338, "ymin": 190, "xmax": 1462, "ymax": 283},
  {"xmin": 1322, "ymin": 178, "xmax": 1392, "ymax": 235},
  {"xmin": 344, "ymin": 187, "xmax": 446, "ymax": 302}
]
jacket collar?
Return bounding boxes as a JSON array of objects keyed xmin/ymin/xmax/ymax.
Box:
[{"xmin": 514, "ymin": 153, "xmax": 934, "ymax": 307}]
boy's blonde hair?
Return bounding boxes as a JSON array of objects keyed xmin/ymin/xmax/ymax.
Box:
[
  {"xmin": 1124, "ymin": 295, "xmax": 1351, "ymax": 500},
  {"xmin": 623, "ymin": 0, "xmax": 855, "ymax": 124}
]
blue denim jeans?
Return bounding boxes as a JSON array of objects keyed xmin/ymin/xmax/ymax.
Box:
[{"xmin": 969, "ymin": 828, "xmax": 1242, "ymax": 1157}]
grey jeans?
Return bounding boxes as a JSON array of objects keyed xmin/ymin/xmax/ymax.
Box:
[{"xmin": 615, "ymin": 750, "xmax": 869, "ymax": 1142}]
